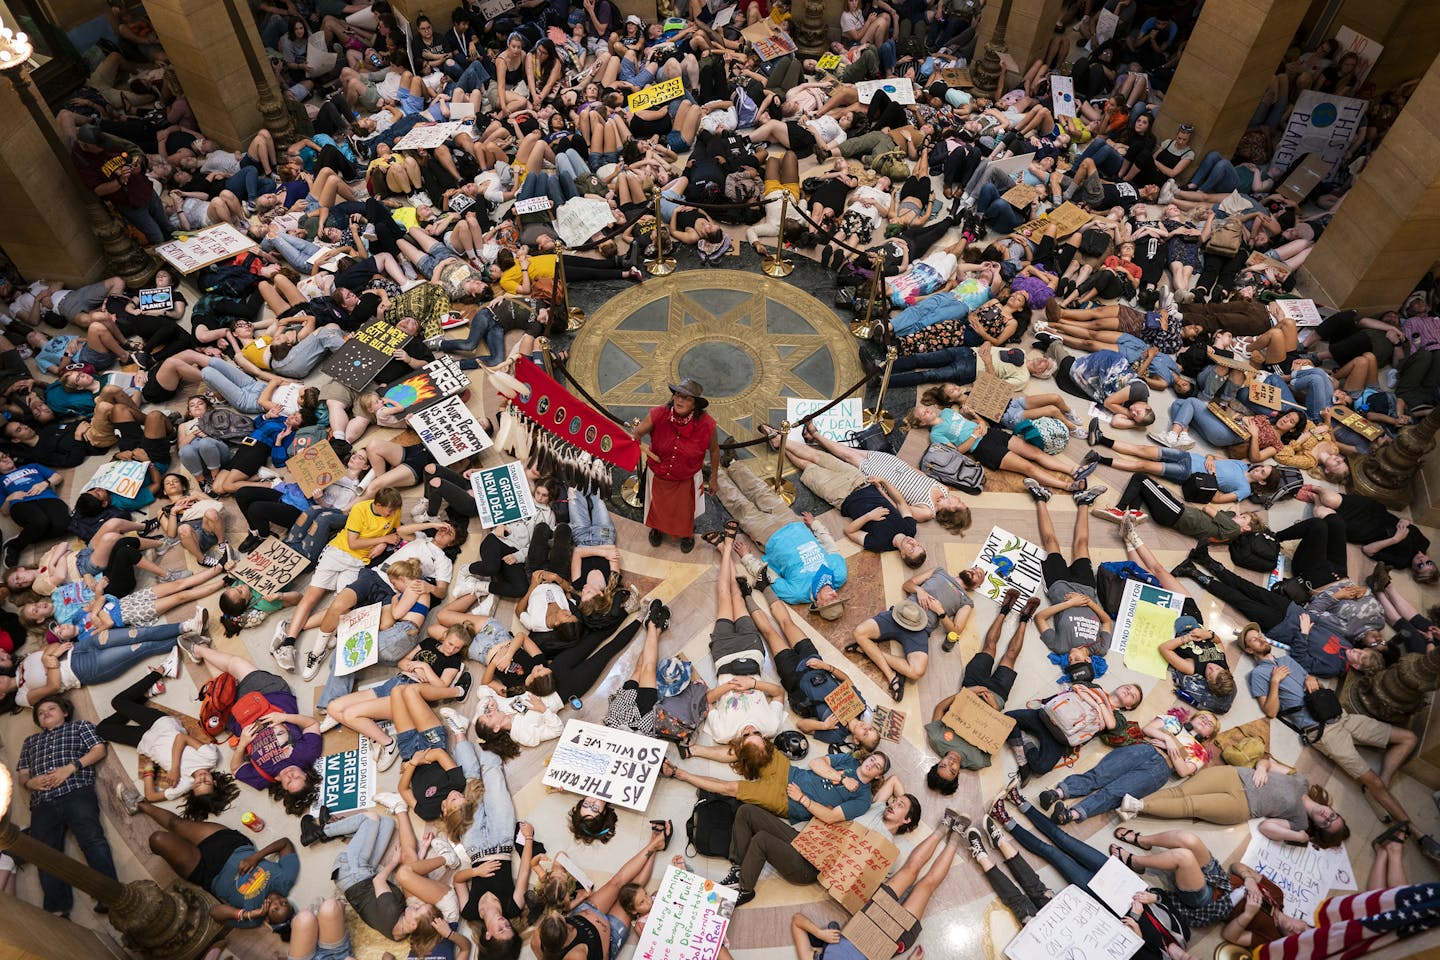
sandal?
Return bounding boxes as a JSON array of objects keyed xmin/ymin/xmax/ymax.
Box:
[
  {"xmin": 843, "ymin": 642, "xmax": 863, "ymax": 656},
  {"xmin": 702, "ymin": 530, "xmax": 727, "ymax": 547},
  {"xmin": 660, "ymin": 759, "xmax": 677, "ymax": 779},
  {"xmin": 650, "ymin": 819, "xmax": 674, "ymax": 849},
  {"xmin": 1113, "ymin": 828, "xmax": 1150, "ymax": 850},
  {"xmin": 756, "ymin": 423, "xmax": 782, "ymax": 451},
  {"xmin": 887, "ymin": 674, "xmax": 906, "ymax": 702},
  {"xmin": 722, "ymin": 520, "xmax": 739, "ymax": 539},
  {"xmin": 1108, "ymin": 844, "xmax": 1142, "ymax": 873},
  {"xmin": 1372, "ymin": 821, "xmax": 1411, "ymax": 848}
]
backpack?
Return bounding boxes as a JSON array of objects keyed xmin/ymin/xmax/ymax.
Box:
[
  {"xmin": 1040, "ymin": 687, "xmax": 1107, "ymax": 746},
  {"xmin": 1205, "ymin": 218, "xmax": 1246, "ymax": 257},
  {"xmin": 199, "ymin": 407, "xmax": 253, "ymax": 442},
  {"xmin": 1171, "ymin": 667, "xmax": 1235, "ymax": 715},
  {"xmin": 653, "ymin": 679, "xmax": 711, "ymax": 745},
  {"xmin": 918, "ymin": 443, "xmax": 985, "ymax": 494},
  {"xmin": 1281, "ymin": 687, "xmax": 1342, "ymax": 744},
  {"xmin": 198, "ymin": 673, "xmax": 237, "ymax": 740},
  {"xmin": 724, "ymin": 168, "xmax": 764, "ymax": 205},
  {"xmin": 685, "ymin": 790, "xmax": 741, "ymax": 858},
  {"xmin": 732, "ymin": 85, "xmax": 759, "ymax": 129},
  {"xmin": 1228, "ymin": 530, "xmax": 1280, "ymax": 571}
]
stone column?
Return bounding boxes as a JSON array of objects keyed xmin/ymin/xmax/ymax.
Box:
[
  {"xmin": 0, "ymin": 67, "xmax": 106, "ymax": 284},
  {"xmin": 1296, "ymin": 52, "xmax": 1440, "ymax": 312},
  {"xmin": 1156, "ymin": 0, "xmax": 1309, "ymax": 162},
  {"xmin": 975, "ymin": 0, "xmax": 1064, "ymax": 79},
  {"xmin": 142, "ymin": 0, "xmax": 291, "ymax": 149}
]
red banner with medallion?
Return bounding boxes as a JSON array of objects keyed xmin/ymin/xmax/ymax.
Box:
[{"xmin": 508, "ymin": 357, "xmax": 640, "ymax": 472}]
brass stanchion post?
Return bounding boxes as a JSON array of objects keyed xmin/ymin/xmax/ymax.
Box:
[
  {"xmin": 851, "ymin": 250, "xmax": 887, "ymax": 339},
  {"xmin": 762, "ymin": 193, "xmax": 795, "ymax": 278},
  {"xmin": 766, "ymin": 421, "xmax": 797, "ymax": 504},
  {"xmin": 645, "ymin": 190, "xmax": 676, "ymax": 276},
  {"xmin": 552, "ymin": 240, "xmax": 585, "ymax": 331},
  {"xmin": 537, "ymin": 336, "xmax": 552, "ymax": 377},
  {"xmin": 619, "ymin": 418, "xmax": 646, "ymax": 508},
  {"xmin": 864, "ymin": 346, "xmax": 897, "ymax": 434}
]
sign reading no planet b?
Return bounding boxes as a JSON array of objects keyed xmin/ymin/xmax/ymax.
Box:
[{"xmin": 470, "ymin": 461, "xmax": 537, "ymax": 528}]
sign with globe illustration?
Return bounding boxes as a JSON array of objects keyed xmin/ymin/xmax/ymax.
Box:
[
  {"xmin": 975, "ymin": 527, "xmax": 1045, "ymax": 603},
  {"xmin": 335, "ymin": 602, "xmax": 383, "ymax": 676}
]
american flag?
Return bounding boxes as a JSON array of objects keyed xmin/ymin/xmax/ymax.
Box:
[{"xmin": 1257, "ymin": 884, "xmax": 1440, "ymax": 960}]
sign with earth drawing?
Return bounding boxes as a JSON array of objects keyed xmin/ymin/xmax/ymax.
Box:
[{"xmin": 335, "ymin": 602, "xmax": 383, "ymax": 676}]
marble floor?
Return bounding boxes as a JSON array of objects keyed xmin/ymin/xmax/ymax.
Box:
[{"xmin": 2, "ymin": 266, "xmax": 1439, "ymax": 960}]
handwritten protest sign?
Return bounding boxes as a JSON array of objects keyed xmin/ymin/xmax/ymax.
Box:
[
  {"xmin": 786, "ymin": 397, "xmax": 862, "ymax": 445},
  {"xmin": 477, "ymin": 0, "xmax": 514, "ymax": 17},
  {"xmin": 290, "ymin": 439, "xmax": 346, "ymax": 498},
  {"xmin": 855, "ymin": 78, "xmax": 915, "ymax": 105},
  {"xmin": 313, "ymin": 740, "xmax": 375, "ymax": 817},
  {"xmin": 1051, "ymin": 74, "xmax": 1076, "ymax": 118},
  {"xmin": 628, "ymin": 77, "xmax": 686, "ymax": 111},
  {"xmin": 231, "ymin": 538, "xmax": 310, "ymax": 599},
  {"xmin": 1247, "ymin": 381, "xmax": 1285, "ymax": 412},
  {"xmin": 155, "ymin": 223, "xmax": 257, "ymax": 274},
  {"xmin": 976, "ymin": 527, "xmax": 1046, "ymax": 602},
  {"xmin": 1334, "ymin": 406, "xmax": 1383, "ymax": 441},
  {"xmin": 1273, "ymin": 298, "xmax": 1322, "ymax": 326},
  {"xmin": 471, "ymin": 462, "xmax": 538, "ymax": 528},
  {"xmin": 512, "ymin": 196, "xmax": 554, "ymax": 216},
  {"xmin": 1114, "ymin": 578, "xmax": 1186, "ymax": 677},
  {"xmin": 384, "ymin": 355, "xmax": 469, "ymax": 413},
  {"xmin": 556, "ymin": 196, "xmax": 618, "ymax": 248},
  {"xmin": 870, "ymin": 705, "xmax": 905, "ymax": 742},
  {"xmin": 1046, "ymin": 201, "xmax": 1094, "ymax": 236},
  {"xmin": 825, "ymin": 680, "xmax": 865, "ymax": 725},
  {"xmin": 843, "ymin": 887, "xmax": 921, "ymax": 960},
  {"xmin": 544, "ymin": 719, "xmax": 666, "ymax": 811},
  {"xmin": 1089, "ymin": 856, "xmax": 1150, "ymax": 916},
  {"xmin": 634, "ymin": 865, "xmax": 736, "ymax": 960},
  {"xmin": 795, "ymin": 819, "xmax": 900, "ymax": 913},
  {"xmin": 334, "ymin": 603, "xmax": 383, "ymax": 677},
  {"xmin": 965, "ymin": 373, "xmax": 1014, "ymax": 423},
  {"xmin": 321, "ymin": 320, "xmax": 412, "ymax": 390},
  {"xmin": 392, "ymin": 121, "xmax": 464, "ymax": 151},
  {"xmin": 1003, "ymin": 884, "xmax": 1142, "ymax": 960},
  {"xmin": 1273, "ymin": 91, "xmax": 1368, "ymax": 177},
  {"xmin": 741, "ymin": 21, "xmax": 796, "ymax": 61},
  {"xmin": 305, "ymin": 32, "xmax": 337, "ymax": 77},
  {"xmin": 1001, "ymin": 183, "xmax": 1041, "ymax": 210},
  {"xmin": 87, "ymin": 460, "xmax": 148, "ymax": 499},
  {"xmin": 409, "ymin": 396, "xmax": 493, "ymax": 466},
  {"xmin": 1094, "ymin": 8, "xmax": 1119, "ymax": 44},
  {"xmin": 1334, "ymin": 26, "xmax": 1382, "ymax": 86},
  {"xmin": 941, "ymin": 686, "xmax": 1016, "ymax": 754},
  {"xmin": 1243, "ymin": 820, "xmax": 1355, "ymax": 921}
]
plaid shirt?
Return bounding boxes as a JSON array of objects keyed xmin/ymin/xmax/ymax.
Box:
[{"xmin": 18, "ymin": 720, "xmax": 102, "ymax": 806}]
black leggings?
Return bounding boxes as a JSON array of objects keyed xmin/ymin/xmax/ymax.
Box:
[
  {"xmin": 525, "ymin": 523, "xmax": 574, "ymax": 578},
  {"xmin": 1195, "ymin": 559, "xmax": 1291, "ymax": 630},
  {"xmin": 423, "ymin": 464, "xmax": 478, "ymax": 518},
  {"xmin": 891, "ymin": 216, "xmax": 957, "ymax": 262},
  {"xmin": 95, "ymin": 671, "xmax": 166, "ymax": 749},
  {"xmin": 364, "ymin": 197, "xmax": 411, "ymax": 256},
  {"xmin": 1115, "ymin": 475, "xmax": 1185, "ymax": 527},
  {"xmin": 943, "ymin": 144, "xmax": 984, "ymax": 189},
  {"xmin": 103, "ymin": 536, "xmax": 147, "ymax": 598},
  {"xmin": 235, "ymin": 487, "xmax": 302, "ymax": 537},
  {"xmin": 560, "ymin": 256, "xmax": 628, "ymax": 282},
  {"xmin": 472, "ymin": 536, "xmax": 529, "ymax": 598},
  {"xmin": 547, "ymin": 619, "xmax": 643, "ymax": 700},
  {"xmin": 1074, "ymin": 269, "xmax": 1133, "ymax": 302},
  {"xmin": 9, "ymin": 498, "xmax": 71, "ymax": 555},
  {"xmin": 1272, "ymin": 515, "xmax": 1348, "ymax": 586}
]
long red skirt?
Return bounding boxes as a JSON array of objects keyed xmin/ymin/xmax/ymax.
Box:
[{"xmin": 644, "ymin": 472, "xmax": 700, "ymax": 538}]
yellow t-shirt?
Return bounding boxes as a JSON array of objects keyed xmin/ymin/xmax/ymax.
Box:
[
  {"xmin": 240, "ymin": 336, "xmax": 272, "ymax": 370},
  {"xmin": 330, "ymin": 499, "xmax": 399, "ymax": 561},
  {"xmin": 498, "ymin": 254, "xmax": 557, "ymax": 294},
  {"xmin": 391, "ymin": 206, "xmax": 421, "ymax": 231}
]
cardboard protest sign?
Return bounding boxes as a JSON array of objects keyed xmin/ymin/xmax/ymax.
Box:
[
  {"xmin": 795, "ymin": 820, "xmax": 901, "ymax": 913},
  {"xmin": 1247, "ymin": 381, "xmax": 1285, "ymax": 411},
  {"xmin": 383, "ymin": 355, "xmax": 469, "ymax": 413},
  {"xmin": 965, "ymin": 373, "xmax": 1013, "ymax": 423},
  {"xmin": 321, "ymin": 321, "xmax": 412, "ymax": 390},
  {"xmin": 870, "ymin": 705, "xmax": 905, "ymax": 742},
  {"xmin": 627, "ymin": 76, "xmax": 686, "ymax": 111},
  {"xmin": 334, "ymin": 602, "xmax": 383, "ymax": 677},
  {"xmin": 825, "ymin": 680, "xmax": 864, "ymax": 725},
  {"xmin": 633, "ymin": 865, "xmax": 736, "ymax": 960},
  {"xmin": 1001, "ymin": 183, "xmax": 1041, "ymax": 210},
  {"xmin": 289, "ymin": 439, "xmax": 347, "ymax": 498},
  {"xmin": 1046, "ymin": 201, "xmax": 1094, "ymax": 236},
  {"xmin": 843, "ymin": 887, "xmax": 920, "ymax": 960},
  {"xmin": 941, "ymin": 687, "xmax": 1015, "ymax": 754},
  {"xmin": 1242, "ymin": 820, "xmax": 1355, "ymax": 920},
  {"xmin": 155, "ymin": 223, "xmax": 257, "ymax": 274},
  {"xmin": 408, "ymin": 395, "xmax": 493, "ymax": 466},
  {"xmin": 87, "ymin": 460, "xmax": 148, "ymax": 499},
  {"xmin": 741, "ymin": 21, "xmax": 796, "ymax": 61},
  {"xmin": 313, "ymin": 739, "xmax": 375, "ymax": 817},
  {"xmin": 976, "ymin": 527, "xmax": 1046, "ymax": 602},
  {"xmin": 1333, "ymin": 406, "xmax": 1383, "ymax": 441},
  {"xmin": 1113, "ymin": 579, "xmax": 1186, "ymax": 677},
  {"xmin": 470, "ymin": 461, "xmax": 538, "ymax": 528},
  {"xmin": 231, "ymin": 537, "xmax": 311, "ymax": 599},
  {"xmin": 543, "ymin": 719, "xmax": 666, "ymax": 811},
  {"xmin": 1003, "ymin": 884, "xmax": 1142, "ymax": 960},
  {"xmin": 786, "ymin": 397, "xmax": 863, "ymax": 445}
]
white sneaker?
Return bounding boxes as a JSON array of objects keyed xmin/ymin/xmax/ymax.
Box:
[
  {"xmin": 115, "ymin": 782, "xmax": 142, "ymax": 816},
  {"xmin": 372, "ymin": 791, "xmax": 408, "ymax": 814},
  {"xmin": 1158, "ymin": 178, "xmax": 1177, "ymax": 204},
  {"xmin": 1173, "ymin": 429, "xmax": 1196, "ymax": 450},
  {"xmin": 438, "ymin": 707, "xmax": 470, "ymax": 735},
  {"xmin": 374, "ymin": 740, "xmax": 400, "ymax": 772},
  {"xmin": 1147, "ymin": 428, "xmax": 1176, "ymax": 448},
  {"xmin": 256, "ymin": 467, "xmax": 281, "ymax": 481},
  {"xmin": 1118, "ymin": 793, "xmax": 1144, "ymax": 820},
  {"xmin": 1382, "ymin": 368, "xmax": 1399, "ymax": 391},
  {"xmin": 300, "ymin": 634, "xmax": 335, "ymax": 682},
  {"xmin": 468, "ymin": 594, "xmax": 497, "ymax": 618},
  {"xmin": 183, "ymin": 607, "xmax": 210, "ymax": 636},
  {"xmin": 318, "ymin": 714, "xmax": 341, "ymax": 734},
  {"xmin": 159, "ymin": 647, "xmax": 181, "ymax": 679},
  {"xmin": 450, "ymin": 573, "xmax": 489, "ymax": 599},
  {"xmin": 410, "ymin": 501, "xmax": 442, "ymax": 524}
]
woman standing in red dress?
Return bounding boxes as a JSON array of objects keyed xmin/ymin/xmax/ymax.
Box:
[{"xmin": 633, "ymin": 379, "xmax": 721, "ymax": 553}]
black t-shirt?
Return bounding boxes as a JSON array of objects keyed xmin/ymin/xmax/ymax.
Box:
[
  {"xmin": 411, "ymin": 762, "xmax": 466, "ymax": 820},
  {"xmin": 1099, "ymin": 180, "xmax": 1143, "ymax": 210},
  {"xmin": 841, "ymin": 484, "xmax": 917, "ymax": 553},
  {"xmin": 496, "ymin": 647, "xmax": 543, "ymax": 697},
  {"xmin": 411, "ymin": 636, "xmax": 463, "ymax": 679},
  {"xmin": 376, "ymin": 339, "xmax": 435, "ymax": 388},
  {"xmin": 1338, "ymin": 493, "xmax": 1430, "ymax": 566},
  {"xmin": 461, "ymin": 860, "xmax": 524, "ymax": 923}
]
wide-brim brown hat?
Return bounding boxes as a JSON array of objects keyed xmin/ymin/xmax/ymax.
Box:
[{"xmin": 668, "ymin": 379, "xmax": 709, "ymax": 410}]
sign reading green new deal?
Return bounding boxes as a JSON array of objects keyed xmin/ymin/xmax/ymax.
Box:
[{"xmin": 470, "ymin": 462, "xmax": 538, "ymax": 529}]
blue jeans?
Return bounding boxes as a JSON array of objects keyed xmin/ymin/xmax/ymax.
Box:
[
  {"xmin": 1008, "ymin": 800, "xmax": 1107, "ymax": 888},
  {"xmin": 332, "ymin": 813, "xmax": 396, "ymax": 889},
  {"xmin": 1115, "ymin": 334, "xmax": 1181, "ymax": 385},
  {"xmin": 1290, "ymin": 366, "xmax": 1334, "ymax": 422},
  {"xmin": 71, "ymin": 623, "xmax": 183, "ymax": 684},
  {"xmin": 455, "ymin": 60, "xmax": 490, "ymax": 93},
  {"xmin": 225, "ymin": 167, "xmax": 277, "ymax": 202},
  {"xmin": 318, "ymin": 622, "xmax": 419, "ymax": 709},
  {"xmin": 201, "ymin": 358, "xmax": 264, "ymax": 414},
  {"xmin": 517, "ymin": 171, "xmax": 567, "ymax": 207},
  {"xmin": 975, "ymin": 182, "xmax": 1026, "ymax": 233},
  {"xmin": 568, "ymin": 490, "xmax": 615, "ymax": 547},
  {"xmin": 1192, "ymin": 151, "xmax": 1240, "ymax": 193},
  {"xmin": 119, "ymin": 190, "xmax": 172, "ymax": 245},
  {"xmin": 29, "ymin": 786, "xmax": 119, "ymax": 911},
  {"xmin": 1059, "ymin": 743, "xmax": 1173, "ymax": 819},
  {"xmin": 1079, "ymin": 139, "xmax": 1125, "ymax": 179},
  {"xmin": 889, "ymin": 346, "xmax": 978, "ymax": 388},
  {"xmin": 271, "ymin": 325, "xmax": 345, "ymax": 378},
  {"xmin": 891, "ymin": 292, "xmax": 972, "ymax": 338},
  {"xmin": 440, "ymin": 307, "xmax": 506, "ymax": 362},
  {"xmin": 1169, "ymin": 397, "xmax": 1244, "ymax": 446},
  {"xmin": 179, "ymin": 436, "xmax": 231, "ymax": 474},
  {"xmin": 456, "ymin": 740, "xmax": 517, "ymax": 859},
  {"xmin": 261, "ymin": 232, "xmax": 323, "ymax": 271}
]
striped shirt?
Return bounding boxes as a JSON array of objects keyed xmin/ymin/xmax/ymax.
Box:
[{"xmin": 859, "ymin": 451, "xmax": 943, "ymax": 507}]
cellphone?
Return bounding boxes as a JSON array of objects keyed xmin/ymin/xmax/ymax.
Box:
[{"xmin": 512, "ymin": 697, "xmax": 529, "ymax": 714}]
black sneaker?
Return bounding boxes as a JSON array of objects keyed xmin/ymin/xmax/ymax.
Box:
[
  {"xmin": 132, "ymin": 351, "xmax": 154, "ymax": 371},
  {"xmin": 300, "ymin": 814, "xmax": 327, "ymax": 847},
  {"xmin": 453, "ymin": 670, "xmax": 473, "ymax": 701},
  {"xmin": 1038, "ymin": 789, "xmax": 1061, "ymax": 811},
  {"xmin": 1023, "ymin": 478, "xmax": 1051, "ymax": 502},
  {"xmin": 965, "ymin": 828, "xmax": 986, "ymax": 860},
  {"xmin": 648, "ymin": 529, "xmax": 663, "ymax": 547},
  {"xmin": 1087, "ymin": 417, "xmax": 1103, "ymax": 446},
  {"xmin": 237, "ymin": 533, "xmax": 265, "ymax": 554},
  {"xmin": 754, "ymin": 568, "xmax": 773, "ymax": 592},
  {"xmin": 734, "ymin": 576, "xmax": 752, "ymax": 599},
  {"xmin": 1188, "ymin": 542, "xmax": 1214, "ymax": 568},
  {"xmin": 984, "ymin": 815, "xmax": 1005, "ymax": 848},
  {"xmin": 734, "ymin": 887, "xmax": 756, "ymax": 907},
  {"xmin": 1072, "ymin": 485, "xmax": 1105, "ymax": 506},
  {"xmin": 646, "ymin": 599, "xmax": 671, "ymax": 630},
  {"xmin": 141, "ymin": 516, "xmax": 162, "ymax": 536},
  {"xmin": 1170, "ymin": 559, "xmax": 1204, "ymax": 583},
  {"xmin": 720, "ymin": 864, "xmax": 742, "ymax": 886}
]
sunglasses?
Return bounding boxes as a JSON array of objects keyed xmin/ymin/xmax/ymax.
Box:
[{"xmin": 1178, "ymin": 124, "xmax": 1195, "ymax": 133}]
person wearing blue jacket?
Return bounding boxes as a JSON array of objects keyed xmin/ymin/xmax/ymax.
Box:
[{"xmin": 715, "ymin": 462, "xmax": 848, "ymax": 621}]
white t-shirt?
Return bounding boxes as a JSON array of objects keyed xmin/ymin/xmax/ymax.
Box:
[
  {"xmin": 519, "ymin": 582, "xmax": 569, "ymax": 632},
  {"xmin": 15, "ymin": 650, "xmax": 80, "ymax": 707},
  {"xmin": 201, "ymin": 151, "xmax": 242, "ymax": 176},
  {"xmin": 702, "ymin": 688, "xmax": 786, "ymax": 743},
  {"xmin": 475, "ymin": 686, "xmax": 564, "ymax": 746},
  {"xmin": 809, "ymin": 114, "xmax": 848, "ymax": 147},
  {"xmin": 138, "ymin": 715, "xmax": 222, "ymax": 800},
  {"xmin": 380, "ymin": 535, "xmax": 454, "ymax": 589},
  {"xmin": 847, "ymin": 185, "xmax": 893, "ymax": 230},
  {"xmin": 840, "ymin": 10, "xmax": 864, "ymax": 33},
  {"xmin": 270, "ymin": 382, "xmax": 304, "ymax": 414}
]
